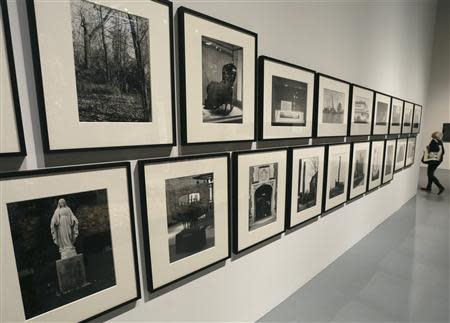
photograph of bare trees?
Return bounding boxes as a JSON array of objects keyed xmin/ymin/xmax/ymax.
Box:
[{"xmin": 71, "ymin": 0, "xmax": 151, "ymax": 122}]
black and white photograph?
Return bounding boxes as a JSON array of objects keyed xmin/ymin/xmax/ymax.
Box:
[
  {"xmin": 395, "ymin": 138, "xmax": 407, "ymax": 171},
  {"xmin": 324, "ymin": 144, "xmax": 350, "ymax": 211},
  {"xmin": 233, "ymin": 149, "xmax": 286, "ymax": 253},
  {"xmin": 349, "ymin": 86, "xmax": 374, "ymax": 136},
  {"xmin": 297, "ymin": 157, "xmax": 319, "ymax": 212},
  {"xmin": 389, "ymin": 98, "xmax": 403, "ymax": 134},
  {"xmin": 28, "ymin": 0, "xmax": 175, "ymax": 151},
  {"xmin": 323, "ymin": 88, "xmax": 346, "ymax": 124},
  {"xmin": 402, "ymin": 102, "xmax": 414, "ymax": 133},
  {"xmin": 373, "ymin": 93, "xmax": 391, "ymax": 134},
  {"xmin": 348, "ymin": 141, "xmax": 370, "ymax": 200},
  {"xmin": 165, "ymin": 173, "xmax": 215, "ymax": 262},
  {"xmin": 271, "ymin": 76, "xmax": 307, "ymax": 126},
  {"xmin": 1, "ymin": 0, "xmax": 26, "ymax": 156},
  {"xmin": 139, "ymin": 154, "xmax": 229, "ymax": 290},
  {"xmin": 7, "ymin": 190, "xmax": 115, "ymax": 319},
  {"xmin": 258, "ymin": 56, "xmax": 315, "ymax": 140},
  {"xmin": 405, "ymin": 136, "xmax": 416, "ymax": 166},
  {"xmin": 202, "ymin": 36, "xmax": 243, "ymax": 123},
  {"xmin": 179, "ymin": 7, "xmax": 256, "ymax": 144},
  {"xmin": 383, "ymin": 139, "xmax": 396, "ymax": 183},
  {"xmin": 249, "ymin": 163, "xmax": 278, "ymax": 231},
  {"xmin": 1, "ymin": 163, "xmax": 139, "ymax": 322},
  {"xmin": 412, "ymin": 105, "xmax": 422, "ymax": 134},
  {"xmin": 368, "ymin": 141, "xmax": 385, "ymax": 190},
  {"xmin": 316, "ymin": 75, "xmax": 350, "ymax": 137},
  {"xmin": 288, "ymin": 146, "xmax": 325, "ymax": 227},
  {"xmin": 71, "ymin": 0, "xmax": 151, "ymax": 122}
]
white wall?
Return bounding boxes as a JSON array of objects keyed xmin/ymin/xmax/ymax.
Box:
[
  {"xmin": 421, "ymin": 0, "xmax": 450, "ymax": 170},
  {"xmin": 2, "ymin": 0, "xmax": 436, "ymax": 322}
]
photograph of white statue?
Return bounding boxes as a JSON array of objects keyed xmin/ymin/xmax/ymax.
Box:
[{"xmin": 6, "ymin": 189, "xmax": 115, "ymax": 319}]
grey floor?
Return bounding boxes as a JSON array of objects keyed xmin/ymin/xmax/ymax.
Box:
[{"xmin": 259, "ymin": 169, "xmax": 449, "ymax": 323}]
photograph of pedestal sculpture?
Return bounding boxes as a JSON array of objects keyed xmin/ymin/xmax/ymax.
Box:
[
  {"xmin": 6, "ymin": 189, "xmax": 115, "ymax": 319},
  {"xmin": 349, "ymin": 85, "xmax": 374, "ymax": 136},
  {"xmin": 165, "ymin": 173, "xmax": 215, "ymax": 262}
]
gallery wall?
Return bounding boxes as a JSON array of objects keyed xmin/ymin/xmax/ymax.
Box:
[
  {"xmin": 3, "ymin": 0, "xmax": 437, "ymax": 322},
  {"xmin": 421, "ymin": 0, "xmax": 450, "ymax": 170}
]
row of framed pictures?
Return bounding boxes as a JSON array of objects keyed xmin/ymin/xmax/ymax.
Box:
[
  {"xmin": 0, "ymin": 134, "xmax": 416, "ymax": 322},
  {"xmin": 1, "ymin": 0, "xmax": 423, "ymax": 155}
]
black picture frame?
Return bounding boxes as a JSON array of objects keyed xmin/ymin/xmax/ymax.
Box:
[
  {"xmin": 178, "ymin": 6, "xmax": 258, "ymax": 145},
  {"xmin": 0, "ymin": 0, "xmax": 26, "ymax": 157},
  {"xmin": 366, "ymin": 140, "xmax": 385, "ymax": 193},
  {"xmin": 412, "ymin": 104, "xmax": 422, "ymax": 134},
  {"xmin": 313, "ymin": 73, "xmax": 351, "ymax": 138},
  {"xmin": 347, "ymin": 140, "xmax": 370, "ymax": 202},
  {"xmin": 347, "ymin": 84, "xmax": 375, "ymax": 137},
  {"xmin": 322, "ymin": 143, "xmax": 351, "ymax": 212},
  {"xmin": 232, "ymin": 147, "xmax": 287, "ymax": 254},
  {"xmin": 388, "ymin": 97, "xmax": 404, "ymax": 134},
  {"xmin": 138, "ymin": 152, "xmax": 231, "ymax": 292},
  {"xmin": 371, "ymin": 92, "xmax": 391, "ymax": 135},
  {"xmin": 394, "ymin": 137, "xmax": 408, "ymax": 172},
  {"xmin": 26, "ymin": 0, "xmax": 177, "ymax": 153},
  {"xmin": 401, "ymin": 101, "xmax": 414, "ymax": 134},
  {"xmin": 257, "ymin": 55, "xmax": 316, "ymax": 141},
  {"xmin": 285, "ymin": 144, "xmax": 325, "ymax": 230},
  {"xmin": 405, "ymin": 135, "xmax": 417, "ymax": 168},
  {"xmin": 381, "ymin": 139, "xmax": 397, "ymax": 185},
  {"xmin": 0, "ymin": 161, "xmax": 141, "ymax": 322}
]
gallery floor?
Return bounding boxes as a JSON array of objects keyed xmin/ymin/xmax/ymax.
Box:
[{"xmin": 259, "ymin": 168, "xmax": 450, "ymax": 322}]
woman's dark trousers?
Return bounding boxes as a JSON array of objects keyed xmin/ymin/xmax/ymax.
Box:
[{"xmin": 427, "ymin": 161, "xmax": 444, "ymax": 190}]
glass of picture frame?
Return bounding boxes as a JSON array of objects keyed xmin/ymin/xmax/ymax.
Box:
[
  {"xmin": 389, "ymin": 98, "xmax": 404, "ymax": 134},
  {"xmin": 402, "ymin": 102, "xmax": 414, "ymax": 134},
  {"xmin": 27, "ymin": 0, "xmax": 176, "ymax": 152},
  {"xmin": 287, "ymin": 145, "xmax": 325, "ymax": 228},
  {"xmin": 323, "ymin": 144, "xmax": 351, "ymax": 211},
  {"xmin": 382, "ymin": 139, "xmax": 397, "ymax": 184},
  {"xmin": 348, "ymin": 141, "xmax": 370, "ymax": 200},
  {"xmin": 372, "ymin": 93, "xmax": 391, "ymax": 135},
  {"xmin": 258, "ymin": 56, "xmax": 315, "ymax": 140},
  {"xmin": 1, "ymin": 0, "xmax": 26, "ymax": 156},
  {"xmin": 405, "ymin": 136, "xmax": 417, "ymax": 167},
  {"xmin": 315, "ymin": 74, "xmax": 350, "ymax": 137},
  {"xmin": 348, "ymin": 85, "xmax": 374, "ymax": 136},
  {"xmin": 367, "ymin": 140, "xmax": 385, "ymax": 191},
  {"xmin": 412, "ymin": 105, "xmax": 422, "ymax": 134},
  {"xmin": 232, "ymin": 148, "xmax": 287, "ymax": 253},
  {"xmin": 138, "ymin": 153, "xmax": 230, "ymax": 291},
  {"xmin": 395, "ymin": 138, "xmax": 408, "ymax": 171},
  {"xmin": 0, "ymin": 162, "xmax": 140, "ymax": 322},
  {"xmin": 178, "ymin": 6, "xmax": 257, "ymax": 145}
]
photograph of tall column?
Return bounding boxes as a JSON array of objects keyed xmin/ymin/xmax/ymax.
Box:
[{"xmin": 297, "ymin": 157, "xmax": 319, "ymax": 212}]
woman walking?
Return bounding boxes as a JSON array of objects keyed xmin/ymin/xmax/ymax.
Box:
[{"xmin": 421, "ymin": 131, "xmax": 445, "ymax": 195}]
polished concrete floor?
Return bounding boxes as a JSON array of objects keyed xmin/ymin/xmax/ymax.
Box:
[{"xmin": 259, "ymin": 169, "xmax": 449, "ymax": 323}]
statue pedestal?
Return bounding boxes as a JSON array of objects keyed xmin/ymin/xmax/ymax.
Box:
[{"xmin": 56, "ymin": 253, "xmax": 88, "ymax": 294}]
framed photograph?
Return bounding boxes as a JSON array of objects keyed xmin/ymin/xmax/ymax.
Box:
[
  {"xmin": 0, "ymin": 162, "xmax": 140, "ymax": 322},
  {"xmin": 138, "ymin": 153, "xmax": 230, "ymax": 291},
  {"xmin": 389, "ymin": 98, "xmax": 403, "ymax": 134},
  {"xmin": 178, "ymin": 6, "xmax": 257, "ymax": 145},
  {"xmin": 382, "ymin": 139, "xmax": 396, "ymax": 184},
  {"xmin": 27, "ymin": 0, "xmax": 176, "ymax": 152},
  {"xmin": 412, "ymin": 105, "xmax": 422, "ymax": 134},
  {"xmin": 258, "ymin": 56, "xmax": 315, "ymax": 140},
  {"xmin": 314, "ymin": 74, "xmax": 350, "ymax": 137},
  {"xmin": 233, "ymin": 149, "xmax": 287, "ymax": 253},
  {"xmin": 287, "ymin": 146, "xmax": 325, "ymax": 228},
  {"xmin": 395, "ymin": 138, "xmax": 407, "ymax": 171},
  {"xmin": 348, "ymin": 85, "xmax": 374, "ymax": 136},
  {"xmin": 402, "ymin": 102, "xmax": 414, "ymax": 134},
  {"xmin": 323, "ymin": 144, "xmax": 351, "ymax": 211},
  {"xmin": 372, "ymin": 93, "xmax": 391, "ymax": 135},
  {"xmin": 405, "ymin": 136, "xmax": 416, "ymax": 167},
  {"xmin": 367, "ymin": 140, "xmax": 385, "ymax": 191},
  {"xmin": 348, "ymin": 141, "xmax": 370, "ymax": 200},
  {"xmin": 1, "ymin": 0, "xmax": 26, "ymax": 156}
]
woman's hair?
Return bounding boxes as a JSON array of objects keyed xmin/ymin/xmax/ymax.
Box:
[{"xmin": 432, "ymin": 131, "xmax": 443, "ymax": 140}]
